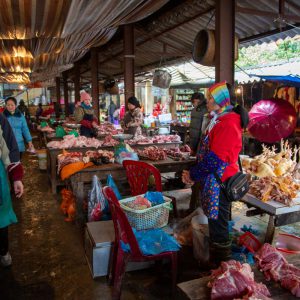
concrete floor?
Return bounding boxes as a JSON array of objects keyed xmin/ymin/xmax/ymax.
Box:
[
  {"xmin": 1, "ymin": 152, "xmax": 299, "ymax": 300},
  {"xmin": 0, "ymin": 153, "xmax": 203, "ymax": 300}
]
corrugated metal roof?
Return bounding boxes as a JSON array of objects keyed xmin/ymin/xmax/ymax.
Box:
[
  {"xmin": 161, "ymin": 57, "xmax": 300, "ymax": 87},
  {"xmin": 96, "ymin": 0, "xmax": 300, "ymax": 79}
]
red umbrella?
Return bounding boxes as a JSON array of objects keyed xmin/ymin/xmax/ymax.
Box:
[{"xmin": 248, "ymin": 99, "xmax": 297, "ymax": 143}]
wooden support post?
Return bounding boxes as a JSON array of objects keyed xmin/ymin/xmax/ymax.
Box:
[
  {"xmin": 215, "ymin": 0, "xmax": 235, "ymax": 85},
  {"xmin": 279, "ymin": 0, "xmax": 285, "ymax": 15},
  {"xmin": 91, "ymin": 48, "xmax": 99, "ymax": 123},
  {"xmin": 123, "ymin": 24, "xmax": 135, "ymax": 109},
  {"xmin": 55, "ymin": 77, "xmax": 61, "ymax": 118},
  {"xmin": 63, "ymin": 73, "xmax": 69, "ymax": 117},
  {"xmin": 74, "ymin": 64, "xmax": 80, "ymax": 103}
]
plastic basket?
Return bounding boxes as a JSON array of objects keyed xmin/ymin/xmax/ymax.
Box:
[
  {"xmin": 119, "ymin": 195, "xmax": 172, "ymax": 230},
  {"xmin": 239, "ymin": 232, "xmax": 262, "ymax": 253}
]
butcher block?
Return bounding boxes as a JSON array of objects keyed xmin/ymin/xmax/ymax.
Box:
[{"xmin": 177, "ymin": 254, "xmax": 300, "ymax": 300}]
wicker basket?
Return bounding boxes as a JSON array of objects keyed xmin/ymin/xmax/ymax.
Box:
[{"xmin": 119, "ymin": 195, "xmax": 172, "ymax": 230}]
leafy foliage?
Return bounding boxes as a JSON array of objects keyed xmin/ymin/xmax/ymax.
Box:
[{"xmin": 237, "ymin": 38, "xmax": 300, "ymax": 68}]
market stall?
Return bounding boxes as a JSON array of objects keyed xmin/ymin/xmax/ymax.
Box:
[
  {"xmin": 46, "ymin": 134, "xmax": 184, "ymax": 193},
  {"xmin": 240, "ymin": 138, "xmax": 300, "ymax": 243}
]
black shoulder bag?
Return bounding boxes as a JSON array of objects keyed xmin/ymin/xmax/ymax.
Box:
[{"xmin": 214, "ymin": 156, "xmax": 249, "ymax": 202}]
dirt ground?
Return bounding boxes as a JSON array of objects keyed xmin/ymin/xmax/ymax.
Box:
[
  {"xmin": 0, "ymin": 153, "xmax": 203, "ymax": 300},
  {"xmin": 1, "ymin": 151, "xmax": 299, "ymax": 300}
]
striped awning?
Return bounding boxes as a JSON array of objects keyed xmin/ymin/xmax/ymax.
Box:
[{"xmin": 0, "ymin": 0, "xmax": 168, "ymax": 83}]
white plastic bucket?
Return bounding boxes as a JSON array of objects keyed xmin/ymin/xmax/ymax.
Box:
[
  {"xmin": 37, "ymin": 149, "xmax": 47, "ymax": 170},
  {"xmin": 192, "ymin": 209, "xmax": 209, "ymax": 264}
]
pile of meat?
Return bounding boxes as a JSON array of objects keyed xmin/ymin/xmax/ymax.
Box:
[
  {"xmin": 249, "ymin": 175, "xmax": 300, "ymax": 205},
  {"xmin": 94, "ymin": 122, "xmax": 123, "ymax": 136},
  {"xmin": 126, "ymin": 134, "xmax": 182, "ymax": 145},
  {"xmin": 83, "ymin": 150, "xmax": 114, "ymax": 164},
  {"xmin": 256, "ymin": 243, "xmax": 300, "ymax": 297},
  {"xmin": 137, "ymin": 146, "xmax": 167, "ymax": 161},
  {"xmin": 209, "ymin": 260, "xmax": 271, "ymax": 300},
  {"xmin": 164, "ymin": 146, "xmax": 191, "ymax": 160},
  {"xmin": 102, "ymin": 135, "xmax": 119, "ymax": 147},
  {"xmin": 57, "ymin": 151, "xmax": 83, "ymax": 173},
  {"xmin": 241, "ymin": 140, "xmax": 300, "ymax": 178},
  {"xmin": 152, "ymin": 134, "xmax": 181, "ymax": 143},
  {"xmin": 126, "ymin": 135, "xmax": 153, "ymax": 145},
  {"xmin": 47, "ymin": 135, "xmax": 104, "ymax": 149},
  {"xmin": 38, "ymin": 125, "xmax": 55, "ymax": 133}
]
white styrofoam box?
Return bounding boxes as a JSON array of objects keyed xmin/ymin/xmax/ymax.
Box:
[
  {"xmin": 158, "ymin": 113, "xmax": 172, "ymax": 124},
  {"xmin": 84, "ymin": 221, "xmax": 154, "ymax": 278}
]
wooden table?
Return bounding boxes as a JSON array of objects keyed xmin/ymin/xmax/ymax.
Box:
[
  {"xmin": 70, "ymin": 157, "xmax": 194, "ymax": 203},
  {"xmin": 178, "ymin": 254, "xmax": 300, "ymax": 300},
  {"xmin": 69, "ymin": 157, "xmax": 194, "ymax": 224},
  {"xmin": 241, "ymin": 193, "xmax": 300, "ymax": 243},
  {"xmin": 47, "ymin": 142, "xmax": 182, "ymax": 194}
]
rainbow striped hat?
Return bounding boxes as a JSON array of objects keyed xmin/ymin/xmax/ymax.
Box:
[{"xmin": 208, "ymin": 81, "xmax": 231, "ymax": 109}]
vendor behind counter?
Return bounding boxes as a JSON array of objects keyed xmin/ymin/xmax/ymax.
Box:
[
  {"xmin": 122, "ymin": 96, "xmax": 144, "ymax": 137},
  {"xmin": 74, "ymin": 91, "xmax": 97, "ymax": 138}
]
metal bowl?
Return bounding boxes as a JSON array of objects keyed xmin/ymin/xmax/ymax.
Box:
[
  {"xmin": 64, "ymin": 123, "xmax": 81, "ymax": 129},
  {"xmin": 112, "ymin": 134, "xmax": 133, "ymax": 141}
]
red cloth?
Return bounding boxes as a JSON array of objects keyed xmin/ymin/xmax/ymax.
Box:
[
  {"xmin": 42, "ymin": 108, "xmax": 55, "ymax": 117},
  {"xmin": 119, "ymin": 105, "xmax": 125, "ymax": 120},
  {"xmin": 8, "ymin": 163, "xmax": 24, "ymax": 182},
  {"xmin": 80, "ymin": 119, "xmax": 93, "ymax": 128},
  {"xmin": 209, "ymin": 112, "xmax": 242, "ymax": 181}
]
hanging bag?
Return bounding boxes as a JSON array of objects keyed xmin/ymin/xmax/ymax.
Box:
[{"xmin": 214, "ymin": 156, "xmax": 249, "ymax": 202}]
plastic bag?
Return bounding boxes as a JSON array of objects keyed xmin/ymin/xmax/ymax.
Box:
[
  {"xmin": 68, "ymin": 130, "xmax": 79, "ymax": 137},
  {"xmin": 56, "ymin": 125, "xmax": 66, "ymax": 138},
  {"xmin": 144, "ymin": 191, "xmax": 164, "ymax": 206},
  {"xmin": 114, "ymin": 142, "xmax": 139, "ymax": 164},
  {"xmin": 173, "ymin": 208, "xmax": 203, "ymax": 246},
  {"xmin": 88, "ymin": 175, "xmax": 109, "ymax": 221},
  {"xmin": 40, "ymin": 121, "xmax": 48, "ymax": 128},
  {"xmin": 191, "ymin": 213, "xmax": 209, "ymax": 264},
  {"xmin": 121, "ymin": 228, "xmax": 180, "ymax": 255},
  {"xmin": 107, "ymin": 174, "xmax": 122, "ymax": 200}
]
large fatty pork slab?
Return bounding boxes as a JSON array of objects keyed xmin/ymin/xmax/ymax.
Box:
[
  {"xmin": 208, "ymin": 260, "xmax": 271, "ymax": 300},
  {"xmin": 256, "ymin": 243, "xmax": 300, "ymax": 297}
]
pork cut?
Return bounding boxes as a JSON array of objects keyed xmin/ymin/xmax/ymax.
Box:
[
  {"xmin": 256, "ymin": 243, "xmax": 300, "ymax": 297},
  {"xmin": 209, "ymin": 260, "xmax": 271, "ymax": 300}
]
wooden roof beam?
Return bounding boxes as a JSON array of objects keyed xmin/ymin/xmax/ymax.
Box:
[{"xmin": 98, "ymin": 6, "xmax": 214, "ymax": 65}]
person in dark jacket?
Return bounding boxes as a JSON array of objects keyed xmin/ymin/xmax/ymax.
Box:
[
  {"xmin": 17, "ymin": 99, "xmax": 30, "ymax": 122},
  {"xmin": 189, "ymin": 92, "xmax": 207, "ymax": 211},
  {"xmin": 189, "ymin": 92, "xmax": 207, "ymax": 154},
  {"xmin": 0, "ymin": 114, "xmax": 24, "ymax": 267},
  {"xmin": 35, "ymin": 103, "xmax": 43, "ymax": 121},
  {"xmin": 121, "ymin": 97, "xmax": 143, "ymax": 137},
  {"xmin": 108, "ymin": 100, "xmax": 117, "ymax": 123}
]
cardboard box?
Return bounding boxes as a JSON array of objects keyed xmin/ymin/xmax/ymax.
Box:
[{"xmin": 84, "ymin": 221, "xmax": 154, "ymax": 278}]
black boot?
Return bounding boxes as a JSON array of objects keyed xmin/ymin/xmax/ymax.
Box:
[{"xmin": 209, "ymin": 240, "xmax": 232, "ymax": 269}]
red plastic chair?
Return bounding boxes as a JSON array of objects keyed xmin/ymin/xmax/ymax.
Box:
[
  {"xmin": 122, "ymin": 160, "xmax": 177, "ymax": 217},
  {"xmin": 103, "ymin": 186, "xmax": 178, "ymax": 300}
]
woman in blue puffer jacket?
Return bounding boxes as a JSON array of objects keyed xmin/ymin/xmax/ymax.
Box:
[{"xmin": 4, "ymin": 97, "xmax": 34, "ymax": 157}]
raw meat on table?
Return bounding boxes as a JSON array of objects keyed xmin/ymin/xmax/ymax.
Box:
[
  {"xmin": 209, "ymin": 260, "xmax": 271, "ymax": 300},
  {"xmin": 47, "ymin": 135, "xmax": 104, "ymax": 149},
  {"xmin": 57, "ymin": 151, "xmax": 83, "ymax": 173},
  {"xmin": 137, "ymin": 146, "xmax": 167, "ymax": 161},
  {"xmin": 256, "ymin": 243, "xmax": 300, "ymax": 297}
]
